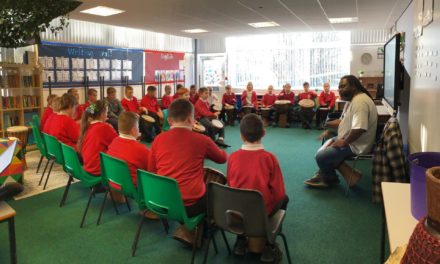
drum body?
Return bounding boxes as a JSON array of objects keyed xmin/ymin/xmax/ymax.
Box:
[
  {"xmin": 274, "ymin": 100, "xmax": 291, "ymax": 128},
  {"xmin": 6, "ymin": 126, "xmax": 29, "ymax": 169},
  {"xmin": 242, "ymin": 105, "xmax": 253, "ymax": 115},
  {"xmin": 211, "ymin": 119, "xmax": 224, "ymax": 133},
  {"xmin": 224, "ymin": 105, "xmax": 235, "ymax": 126},
  {"xmin": 203, "ymin": 167, "xmax": 226, "ymax": 185},
  {"xmin": 212, "ymin": 104, "xmax": 222, "ymax": 112},
  {"xmin": 260, "ymin": 108, "xmax": 271, "ymax": 127}
]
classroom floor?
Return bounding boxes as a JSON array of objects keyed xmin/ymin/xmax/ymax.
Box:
[{"xmin": 0, "ymin": 125, "xmax": 383, "ymax": 264}]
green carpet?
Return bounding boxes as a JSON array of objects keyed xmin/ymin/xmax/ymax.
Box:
[{"xmin": 0, "ymin": 126, "xmax": 383, "ymax": 264}]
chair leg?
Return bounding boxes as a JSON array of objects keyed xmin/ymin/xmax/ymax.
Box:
[
  {"xmin": 59, "ymin": 176, "xmax": 73, "ymax": 207},
  {"xmin": 279, "ymin": 233, "xmax": 292, "ymax": 264},
  {"xmin": 38, "ymin": 158, "xmax": 50, "ymax": 185},
  {"xmin": 161, "ymin": 219, "xmax": 169, "ymax": 234},
  {"xmin": 36, "ymin": 155, "xmax": 44, "ymax": 173},
  {"xmin": 202, "ymin": 233, "xmax": 212, "ymax": 264},
  {"xmin": 131, "ymin": 215, "xmax": 145, "ymax": 257},
  {"xmin": 80, "ymin": 189, "xmax": 95, "ymax": 228},
  {"xmin": 220, "ymin": 229, "xmax": 231, "ymax": 255},
  {"xmin": 125, "ymin": 196, "xmax": 131, "ymax": 211},
  {"xmin": 108, "ymin": 190, "xmax": 120, "ymax": 215},
  {"xmin": 191, "ymin": 226, "xmax": 199, "ymax": 264},
  {"xmin": 96, "ymin": 191, "xmax": 108, "ymax": 225},
  {"xmin": 212, "ymin": 233, "xmax": 218, "ymax": 254},
  {"xmin": 43, "ymin": 159, "xmax": 55, "ymax": 190},
  {"xmin": 8, "ymin": 217, "xmax": 17, "ymax": 264}
]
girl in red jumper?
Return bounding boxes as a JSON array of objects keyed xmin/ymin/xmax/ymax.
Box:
[
  {"xmin": 40, "ymin": 94, "xmax": 58, "ymax": 130},
  {"xmin": 78, "ymin": 100, "xmax": 118, "ymax": 176}
]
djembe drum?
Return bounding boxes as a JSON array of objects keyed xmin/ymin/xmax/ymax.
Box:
[
  {"xmin": 274, "ymin": 100, "xmax": 291, "ymax": 128},
  {"xmin": 212, "ymin": 104, "xmax": 222, "ymax": 113},
  {"xmin": 141, "ymin": 115, "xmax": 155, "ymax": 124},
  {"xmin": 260, "ymin": 107, "xmax": 271, "ymax": 127},
  {"xmin": 298, "ymin": 99, "xmax": 315, "ymax": 110},
  {"xmin": 192, "ymin": 122, "xmax": 206, "ymax": 134},
  {"xmin": 6, "ymin": 126, "xmax": 29, "ymax": 169},
  {"xmin": 242, "ymin": 105, "xmax": 254, "ymax": 116},
  {"xmin": 224, "ymin": 105, "xmax": 235, "ymax": 126},
  {"xmin": 211, "ymin": 119, "xmax": 224, "ymax": 134},
  {"xmin": 204, "ymin": 167, "xmax": 226, "ymax": 185}
]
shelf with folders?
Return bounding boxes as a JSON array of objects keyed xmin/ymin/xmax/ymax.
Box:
[{"xmin": 0, "ymin": 62, "xmax": 43, "ymax": 139}]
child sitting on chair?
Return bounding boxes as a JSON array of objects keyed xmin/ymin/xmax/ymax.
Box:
[
  {"xmin": 41, "ymin": 94, "xmax": 58, "ymax": 130},
  {"xmin": 78, "ymin": 100, "xmax": 118, "ymax": 176},
  {"xmin": 106, "ymin": 111, "xmax": 149, "ymax": 186},
  {"xmin": 227, "ymin": 113, "xmax": 289, "ymax": 262},
  {"xmin": 148, "ymin": 98, "xmax": 227, "ymax": 246}
]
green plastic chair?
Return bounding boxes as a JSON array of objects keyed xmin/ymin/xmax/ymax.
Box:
[
  {"xmin": 61, "ymin": 143, "xmax": 103, "ymax": 227},
  {"xmin": 40, "ymin": 133, "xmax": 65, "ymax": 190},
  {"xmin": 30, "ymin": 122, "xmax": 48, "ymax": 174},
  {"xmin": 162, "ymin": 109, "xmax": 170, "ymax": 132},
  {"xmin": 132, "ymin": 170, "xmax": 205, "ymax": 263},
  {"xmin": 97, "ymin": 152, "xmax": 138, "ymax": 225},
  {"xmin": 32, "ymin": 115, "xmax": 41, "ymax": 130}
]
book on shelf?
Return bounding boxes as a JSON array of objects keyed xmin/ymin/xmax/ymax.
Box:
[
  {"xmin": 2, "ymin": 96, "xmax": 21, "ymax": 109},
  {"xmin": 22, "ymin": 95, "xmax": 40, "ymax": 107},
  {"xmin": 2, "ymin": 113, "xmax": 20, "ymax": 130}
]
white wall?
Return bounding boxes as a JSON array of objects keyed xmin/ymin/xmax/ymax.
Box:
[{"xmin": 350, "ymin": 45, "xmax": 384, "ymax": 77}]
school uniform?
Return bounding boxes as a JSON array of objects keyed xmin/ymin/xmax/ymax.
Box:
[
  {"xmin": 317, "ymin": 91, "xmax": 336, "ymax": 128},
  {"xmin": 121, "ymin": 96, "xmax": 154, "ymax": 142},
  {"xmin": 298, "ymin": 91, "xmax": 318, "ymax": 128},
  {"xmin": 46, "ymin": 114, "xmax": 80, "ymax": 150},
  {"xmin": 81, "ymin": 121, "xmax": 118, "ymax": 176},
  {"xmin": 42, "ymin": 112, "xmax": 57, "ymax": 134},
  {"xmin": 221, "ymin": 92, "xmax": 237, "ymax": 123},
  {"xmin": 189, "ymin": 93, "xmax": 199, "ymax": 105},
  {"xmin": 241, "ymin": 90, "xmax": 258, "ymax": 110},
  {"xmin": 262, "ymin": 93, "xmax": 277, "ymax": 123},
  {"xmin": 274, "ymin": 91, "xmax": 295, "ymax": 125},
  {"xmin": 148, "ymin": 127, "xmax": 227, "ymax": 215},
  {"xmin": 161, "ymin": 94, "xmax": 173, "ymax": 109},
  {"xmin": 195, "ymin": 99, "xmax": 225, "ymax": 141},
  {"xmin": 106, "ymin": 135, "xmax": 149, "ymax": 186},
  {"xmin": 227, "ymin": 144, "xmax": 288, "ymax": 215},
  {"xmin": 40, "ymin": 107, "xmax": 53, "ymax": 130},
  {"xmin": 140, "ymin": 95, "xmax": 162, "ymax": 136}
]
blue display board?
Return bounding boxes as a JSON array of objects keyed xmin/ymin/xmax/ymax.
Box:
[{"xmin": 38, "ymin": 42, "xmax": 143, "ymax": 88}]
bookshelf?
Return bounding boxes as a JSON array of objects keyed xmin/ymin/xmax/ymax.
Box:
[{"xmin": 0, "ymin": 62, "xmax": 43, "ymax": 142}]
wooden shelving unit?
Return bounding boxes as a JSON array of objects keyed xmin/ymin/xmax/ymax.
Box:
[{"xmin": 0, "ymin": 62, "xmax": 43, "ymax": 139}]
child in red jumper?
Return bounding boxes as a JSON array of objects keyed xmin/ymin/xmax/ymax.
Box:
[
  {"xmin": 121, "ymin": 86, "xmax": 153, "ymax": 142},
  {"xmin": 241, "ymin": 81, "xmax": 258, "ymax": 113},
  {"xmin": 189, "ymin": 84, "xmax": 199, "ymax": 105},
  {"xmin": 261, "ymin": 85, "xmax": 277, "ymax": 126},
  {"xmin": 46, "ymin": 93, "xmax": 80, "ymax": 150},
  {"xmin": 40, "ymin": 94, "xmax": 58, "ymax": 130},
  {"xmin": 78, "ymin": 100, "xmax": 118, "ymax": 176},
  {"xmin": 220, "ymin": 84, "xmax": 236, "ymax": 124},
  {"xmin": 298, "ymin": 81, "xmax": 317, "ymax": 129},
  {"xmin": 106, "ymin": 111, "xmax": 149, "ymax": 186},
  {"xmin": 140, "ymin": 85, "xmax": 162, "ymax": 137},
  {"xmin": 195, "ymin": 87, "xmax": 227, "ymax": 146},
  {"xmin": 148, "ymin": 98, "xmax": 227, "ymax": 246},
  {"xmin": 161, "ymin": 85, "xmax": 173, "ymax": 109},
  {"xmin": 227, "ymin": 113, "xmax": 288, "ymax": 261}
]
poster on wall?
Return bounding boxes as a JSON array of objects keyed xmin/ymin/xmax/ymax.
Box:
[
  {"xmin": 38, "ymin": 42, "xmax": 143, "ymax": 88},
  {"xmin": 144, "ymin": 50, "xmax": 185, "ymax": 84}
]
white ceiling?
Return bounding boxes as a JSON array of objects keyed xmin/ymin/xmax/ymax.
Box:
[{"xmin": 69, "ymin": 0, "xmax": 411, "ymax": 38}]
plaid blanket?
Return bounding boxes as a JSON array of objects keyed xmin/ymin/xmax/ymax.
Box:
[{"xmin": 372, "ymin": 119, "xmax": 409, "ymax": 202}]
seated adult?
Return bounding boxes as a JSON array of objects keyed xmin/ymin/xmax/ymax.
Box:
[{"xmin": 304, "ymin": 75, "xmax": 377, "ymax": 188}]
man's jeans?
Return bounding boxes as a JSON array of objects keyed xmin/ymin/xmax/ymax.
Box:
[{"xmin": 315, "ymin": 138, "xmax": 355, "ymax": 181}]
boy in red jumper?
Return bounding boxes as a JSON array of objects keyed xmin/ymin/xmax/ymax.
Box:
[
  {"xmin": 227, "ymin": 113, "xmax": 288, "ymax": 261},
  {"xmin": 107, "ymin": 111, "xmax": 149, "ymax": 186},
  {"xmin": 274, "ymin": 83, "xmax": 295, "ymax": 127},
  {"xmin": 220, "ymin": 84, "xmax": 236, "ymax": 124},
  {"xmin": 140, "ymin": 86, "xmax": 163, "ymax": 138},
  {"xmin": 316, "ymin": 82, "xmax": 336, "ymax": 129},
  {"xmin": 298, "ymin": 81, "xmax": 317, "ymax": 129},
  {"xmin": 189, "ymin": 84, "xmax": 199, "ymax": 105},
  {"xmin": 148, "ymin": 98, "xmax": 227, "ymax": 245},
  {"xmin": 121, "ymin": 86, "xmax": 153, "ymax": 142},
  {"xmin": 78, "ymin": 100, "xmax": 118, "ymax": 176},
  {"xmin": 241, "ymin": 81, "xmax": 258, "ymax": 113},
  {"xmin": 195, "ymin": 87, "xmax": 227, "ymax": 146},
  {"xmin": 46, "ymin": 93, "xmax": 80, "ymax": 150},
  {"xmin": 261, "ymin": 85, "xmax": 277, "ymax": 126},
  {"xmin": 161, "ymin": 85, "xmax": 173, "ymax": 109},
  {"xmin": 40, "ymin": 94, "xmax": 58, "ymax": 130}
]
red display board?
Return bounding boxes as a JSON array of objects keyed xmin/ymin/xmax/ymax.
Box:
[{"xmin": 144, "ymin": 50, "xmax": 185, "ymax": 84}]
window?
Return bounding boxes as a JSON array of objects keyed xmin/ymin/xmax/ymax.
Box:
[{"xmin": 226, "ymin": 31, "xmax": 350, "ymax": 90}]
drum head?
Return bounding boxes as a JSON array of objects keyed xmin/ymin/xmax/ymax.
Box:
[
  {"xmin": 7, "ymin": 126, "xmax": 28, "ymax": 132},
  {"xmin": 224, "ymin": 105, "xmax": 234, "ymax": 110},
  {"xmin": 193, "ymin": 123, "xmax": 206, "ymax": 133},
  {"xmin": 141, "ymin": 115, "xmax": 155, "ymax": 123},
  {"xmin": 299, "ymin": 99, "xmax": 314, "ymax": 108},
  {"xmin": 261, "ymin": 107, "xmax": 271, "ymax": 111},
  {"xmin": 211, "ymin": 119, "xmax": 224, "ymax": 129},
  {"xmin": 275, "ymin": 100, "xmax": 291, "ymax": 105},
  {"xmin": 212, "ymin": 104, "xmax": 222, "ymax": 112}
]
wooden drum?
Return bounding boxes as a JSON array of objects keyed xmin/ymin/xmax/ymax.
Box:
[
  {"xmin": 204, "ymin": 167, "xmax": 226, "ymax": 185},
  {"xmin": 192, "ymin": 122, "xmax": 206, "ymax": 134},
  {"xmin": 242, "ymin": 105, "xmax": 254, "ymax": 116},
  {"xmin": 211, "ymin": 119, "xmax": 224, "ymax": 133},
  {"xmin": 224, "ymin": 105, "xmax": 235, "ymax": 126},
  {"xmin": 7, "ymin": 126, "xmax": 29, "ymax": 169},
  {"xmin": 274, "ymin": 100, "xmax": 291, "ymax": 128},
  {"xmin": 298, "ymin": 99, "xmax": 315, "ymax": 110},
  {"xmin": 260, "ymin": 107, "xmax": 271, "ymax": 127},
  {"xmin": 141, "ymin": 115, "xmax": 155, "ymax": 123}
]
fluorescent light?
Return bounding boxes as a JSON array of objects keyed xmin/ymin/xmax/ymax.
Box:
[
  {"xmin": 328, "ymin": 17, "xmax": 358, "ymax": 24},
  {"xmin": 248, "ymin": 21, "xmax": 280, "ymax": 28},
  {"xmin": 80, "ymin": 6, "xmax": 125, "ymax": 17},
  {"xmin": 182, "ymin": 29, "xmax": 208, "ymax": 33}
]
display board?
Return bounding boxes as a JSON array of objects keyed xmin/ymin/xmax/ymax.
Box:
[
  {"xmin": 38, "ymin": 42, "xmax": 143, "ymax": 88},
  {"xmin": 144, "ymin": 50, "xmax": 185, "ymax": 84}
]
